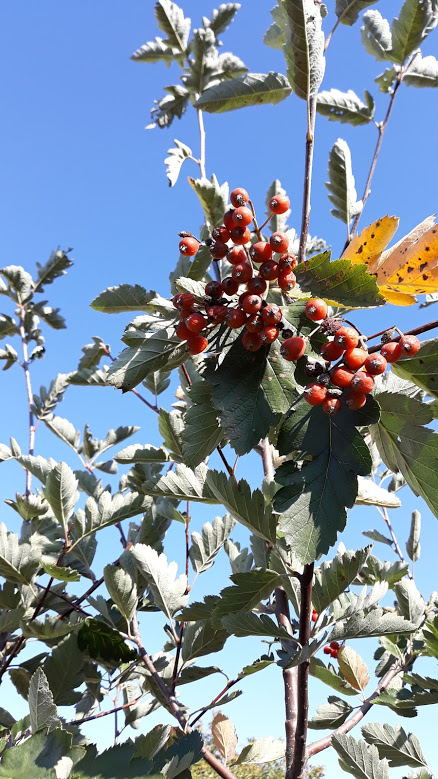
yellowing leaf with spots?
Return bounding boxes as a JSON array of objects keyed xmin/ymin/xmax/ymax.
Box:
[{"xmin": 341, "ymin": 215, "xmax": 438, "ymax": 305}]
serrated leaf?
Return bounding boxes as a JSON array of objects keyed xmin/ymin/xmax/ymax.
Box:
[
  {"xmin": 159, "ymin": 409, "xmax": 184, "ymax": 461},
  {"xmin": 237, "ymin": 654, "xmax": 275, "ymax": 680},
  {"xmin": 107, "ymin": 327, "xmax": 186, "ymax": 392},
  {"xmin": 44, "ymin": 462, "xmax": 79, "ymax": 536},
  {"xmin": 362, "ymin": 722, "xmax": 429, "ymax": 768},
  {"xmin": 0, "ymin": 265, "xmax": 33, "ymax": 301},
  {"xmin": 332, "ymin": 734, "xmax": 389, "ymax": 779},
  {"xmin": 114, "ymin": 444, "xmax": 169, "ymax": 464},
  {"xmin": 392, "ymin": 338, "xmax": 438, "ymax": 400},
  {"xmin": 177, "ymin": 595, "xmax": 219, "ymax": 621},
  {"xmin": 309, "ymin": 695, "xmax": 354, "ymax": 729},
  {"xmin": 356, "ymin": 477, "xmax": 401, "ymax": 508},
  {"xmin": 213, "ymin": 570, "xmax": 281, "ymax": 623},
  {"xmin": 295, "ymin": 251, "xmax": 384, "ymax": 307},
  {"xmin": 406, "ymin": 509, "xmax": 421, "ymax": 561},
  {"xmin": 336, "ymin": 0, "xmax": 379, "ymax": 26},
  {"xmin": 189, "ymin": 514, "xmax": 236, "ymax": 573},
  {"xmin": 0, "ymin": 523, "xmax": 39, "ymax": 585},
  {"xmin": 187, "ymin": 174, "xmax": 228, "ymax": 228},
  {"xmin": 28, "ymin": 668, "xmax": 60, "ymax": 732},
  {"xmin": 164, "ymin": 139, "xmax": 193, "ymax": 186},
  {"xmin": 221, "ymin": 611, "xmax": 293, "ymax": 640},
  {"xmin": 390, "ymin": 0, "xmax": 438, "ymax": 65},
  {"xmin": 182, "ymin": 381, "xmax": 223, "ymax": 468},
  {"xmin": 205, "ymin": 4, "xmax": 241, "ymax": 36},
  {"xmin": 73, "ymin": 491, "xmax": 152, "ymax": 544},
  {"xmin": 326, "ymin": 138, "xmax": 362, "ymax": 224},
  {"xmin": 194, "ymin": 71, "xmax": 292, "ymax": 113},
  {"xmin": 316, "ymin": 88, "xmax": 375, "ymax": 125},
  {"xmin": 43, "ymin": 416, "xmax": 81, "ymax": 451},
  {"xmin": 404, "ymin": 53, "xmax": 438, "ymax": 86},
  {"xmin": 309, "ymin": 657, "xmax": 358, "ymax": 696},
  {"xmin": 43, "ymin": 634, "xmax": 85, "ymax": 706},
  {"xmin": 0, "ymin": 729, "xmax": 85, "ymax": 779},
  {"xmin": 211, "ymin": 713, "xmax": 237, "ymax": 763},
  {"xmin": 361, "ymin": 10, "xmax": 392, "ymax": 60},
  {"xmin": 139, "ymin": 462, "xmax": 218, "ymax": 503},
  {"xmin": 33, "ymin": 249, "xmax": 73, "ymax": 292},
  {"xmin": 394, "ymin": 578, "xmax": 425, "ymax": 624},
  {"xmin": 283, "ymin": 0, "xmax": 325, "ymax": 100},
  {"xmin": 155, "ymin": 0, "xmax": 191, "ymax": 52},
  {"xmin": 375, "ymin": 64, "xmax": 400, "ymax": 92},
  {"xmin": 338, "ymin": 646, "xmax": 370, "ymax": 692},
  {"xmin": 77, "ymin": 619, "xmax": 137, "ymax": 663},
  {"xmin": 130, "ymin": 544, "xmax": 189, "ymax": 619},
  {"xmin": 234, "ymin": 737, "xmax": 285, "ymax": 764},
  {"xmin": 330, "ymin": 606, "xmax": 420, "ymax": 640},
  {"xmin": 22, "ymin": 614, "xmax": 82, "ymax": 641},
  {"xmin": 312, "ymin": 546, "xmax": 371, "ymax": 612},
  {"xmin": 32, "ymin": 373, "xmax": 71, "ymax": 419},
  {"xmin": 131, "ymin": 37, "xmax": 182, "ymax": 65},
  {"xmin": 91, "ymin": 284, "xmax": 157, "ymax": 313},
  {"xmin": 206, "ymin": 470, "xmax": 277, "ymax": 543},
  {"xmin": 181, "ymin": 620, "xmax": 228, "ymax": 662},
  {"xmin": 104, "ymin": 565, "xmax": 137, "ymax": 623},
  {"xmin": 41, "ymin": 562, "xmax": 80, "ymax": 582}
]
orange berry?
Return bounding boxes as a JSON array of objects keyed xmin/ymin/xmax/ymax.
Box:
[
  {"xmin": 320, "ymin": 341, "xmax": 344, "ymax": 362},
  {"xmin": 304, "ymin": 383, "xmax": 328, "ymax": 406},
  {"xmin": 399, "ymin": 334, "xmax": 421, "ymax": 356},
  {"xmin": 179, "ymin": 236, "xmax": 199, "ymax": 256},
  {"xmin": 230, "ymin": 187, "xmax": 249, "ymax": 207},
  {"xmin": 364, "ymin": 353, "xmax": 387, "ymax": 375},
  {"xmin": 269, "ymin": 194, "xmax": 290, "ymax": 214},
  {"xmin": 305, "ymin": 298, "xmax": 328, "ymax": 322},
  {"xmin": 343, "ymin": 348, "xmax": 368, "ymax": 371},
  {"xmin": 242, "ymin": 331, "xmax": 263, "ymax": 352},
  {"xmin": 350, "ymin": 371, "xmax": 375, "ymax": 394},
  {"xmin": 380, "ymin": 341, "xmax": 402, "ymax": 363},
  {"xmin": 330, "ymin": 366, "xmax": 355, "ymax": 388},
  {"xmin": 280, "ymin": 337, "xmax": 306, "ymax": 361},
  {"xmin": 344, "ymin": 390, "xmax": 367, "ymax": 410},
  {"xmin": 323, "ymin": 398, "xmax": 342, "ymax": 415},
  {"xmin": 334, "ymin": 326, "xmax": 359, "ymax": 350},
  {"xmin": 187, "ymin": 335, "xmax": 208, "ymax": 354},
  {"xmin": 269, "ymin": 232, "xmax": 289, "ymax": 253}
]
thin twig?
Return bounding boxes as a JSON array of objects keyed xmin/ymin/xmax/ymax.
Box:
[
  {"xmin": 377, "ymin": 507, "xmax": 413, "ymax": 580},
  {"xmin": 34, "ymin": 583, "xmax": 91, "ymax": 616},
  {"xmin": 260, "ymin": 438, "xmax": 274, "ymax": 481},
  {"xmin": 367, "ymin": 319, "xmax": 438, "ymax": 354},
  {"xmin": 197, "ymin": 109, "xmax": 207, "ymax": 179},
  {"xmin": 18, "ymin": 308, "xmax": 35, "ymax": 497},
  {"xmin": 102, "ymin": 347, "xmax": 158, "ymax": 413},
  {"xmin": 74, "ymin": 692, "xmax": 146, "ymax": 726},
  {"xmin": 298, "ymin": 95, "xmax": 317, "ymax": 264},
  {"xmin": 291, "ymin": 563, "xmax": 314, "ymax": 779},
  {"xmin": 190, "ymin": 678, "xmax": 240, "ymax": 728}
]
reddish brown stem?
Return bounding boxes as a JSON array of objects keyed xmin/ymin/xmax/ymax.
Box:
[
  {"xmin": 298, "ymin": 96, "xmax": 317, "ymax": 264},
  {"xmin": 75, "ymin": 692, "xmax": 146, "ymax": 725},
  {"xmin": 0, "ymin": 635, "xmax": 25, "ymax": 685},
  {"xmin": 291, "ymin": 563, "xmax": 314, "ymax": 779},
  {"xmin": 190, "ymin": 678, "xmax": 239, "ymax": 728},
  {"xmin": 367, "ymin": 319, "xmax": 438, "ymax": 354},
  {"xmin": 275, "ymin": 587, "xmax": 298, "ymax": 779}
]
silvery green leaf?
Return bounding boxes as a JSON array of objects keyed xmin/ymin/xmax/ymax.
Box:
[
  {"xmin": 312, "ymin": 546, "xmax": 371, "ymax": 612},
  {"xmin": 404, "ymin": 53, "xmax": 438, "ymax": 86},
  {"xmin": 165, "ymin": 139, "xmax": 193, "ymax": 187},
  {"xmin": 131, "ymin": 544, "xmax": 189, "ymax": 619},
  {"xmin": 28, "ymin": 668, "xmax": 61, "ymax": 733},
  {"xmin": 224, "ymin": 539, "xmax": 254, "ymax": 573},
  {"xmin": 204, "ymin": 4, "xmax": 241, "ymax": 37},
  {"xmin": 181, "ymin": 619, "xmax": 228, "ymax": 662},
  {"xmin": 73, "ymin": 491, "xmax": 153, "ymax": 542},
  {"xmin": 309, "ymin": 696, "xmax": 353, "ymax": 729},
  {"xmin": 0, "ymin": 265, "xmax": 34, "ymax": 301},
  {"xmin": 206, "ymin": 470, "xmax": 277, "ymax": 542},
  {"xmin": 188, "ymin": 174, "xmax": 229, "ymax": 229},
  {"xmin": 43, "ymin": 416, "xmax": 81, "ymax": 451},
  {"xmin": 394, "ymin": 578, "xmax": 425, "ymax": 624},
  {"xmin": 131, "ymin": 37, "xmax": 183, "ymax": 65},
  {"xmin": 234, "ymin": 737, "xmax": 285, "ymax": 764},
  {"xmin": 44, "ymin": 462, "xmax": 79, "ymax": 536},
  {"xmin": 326, "ymin": 138, "xmax": 362, "ymax": 224},
  {"xmin": 104, "ymin": 565, "xmax": 138, "ymax": 623},
  {"xmin": 361, "ymin": 10, "xmax": 392, "ymax": 60},
  {"xmin": 332, "ymin": 734, "xmax": 389, "ymax": 778},
  {"xmin": 182, "ymin": 380, "xmax": 223, "ymax": 468},
  {"xmin": 361, "ymin": 722, "xmax": 429, "ymax": 768},
  {"xmin": 283, "ymin": 0, "xmax": 325, "ymax": 100},
  {"xmin": 154, "ymin": 0, "xmax": 191, "ymax": 52},
  {"xmin": 264, "ymin": 3, "xmax": 288, "ymax": 50},
  {"xmin": 406, "ymin": 509, "xmax": 421, "ymax": 561},
  {"xmin": 390, "ymin": 0, "xmax": 438, "ymax": 64},
  {"xmin": 330, "ymin": 606, "xmax": 420, "ymax": 641},
  {"xmin": 139, "ymin": 462, "xmax": 218, "ymax": 503},
  {"xmin": 194, "ymin": 72, "xmax": 292, "ymax": 112},
  {"xmin": 335, "ymin": 0, "xmax": 379, "ymax": 26},
  {"xmin": 356, "ymin": 477, "xmax": 401, "ymax": 507},
  {"xmin": 317, "ymin": 88, "xmax": 375, "ymax": 124},
  {"xmin": 0, "ymin": 523, "xmax": 40, "ymax": 585},
  {"xmin": 362, "ymin": 529, "xmax": 393, "ymax": 546},
  {"xmin": 114, "ymin": 444, "xmax": 169, "ymax": 464},
  {"xmin": 189, "ymin": 515, "xmax": 236, "ymax": 573},
  {"xmin": 221, "ymin": 612, "xmax": 293, "ymax": 640}
]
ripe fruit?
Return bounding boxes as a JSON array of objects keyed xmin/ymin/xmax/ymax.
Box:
[
  {"xmin": 305, "ymin": 298, "xmax": 328, "ymax": 322},
  {"xmin": 212, "ymin": 225, "xmax": 230, "ymax": 243},
  {"xmin": 242, "ymin": 294, "xmax": 262, "ymax": 314},
  {"xmin": 232, "ymin": 263, "xmax": 253, "ymax": 283},
  {"xmin": 330, "ymin": 366, "xmax": 355, "ymax": 388},
  {"xmin": 205, "ymin": 281, "xmax": 223, "ymax": 298},
  {"xmin": 232, "ymin": 206, "xmax": 253, "ymax": 227},
  {"xmin": 185, "ymin": 312, "xmax": 207, "ymax": 334},
  {"xmin": 364, "ymin": 353, "xmax": 387, "ymax": 375},
  {"xmin": 331, "ymin": 648, "xmax": 339, "ymax": 659},
  {"xmin": 323, "ymin": 645, "xmax": 332, "ymax": 655},
  {"xmin": 176, "ymin": 293, "xmax": 195, "ymax": 310},
  {"xmin": 261, "ymin": 326, "xmax": 279, "ymax": 344},
  {"xmin": 172, "ymin": 293, "xmax": 183, "ymax": 309},
  {"xmin": 323, "ymin": 398, "xmax": 342, "ymax": 416},
  {"xmin": 334, "ymin": 326, "xmax": 359, "ymax": 350},
  {"xmin": 261, "ymin": 304, "xmax": 282, "ymax": 325},
  {"xmin": 279, "ymin": 253, "xmax": 297, "ymax": 271},
  {"xmin": 320, "ymin": 341, "xmax": 344, "ymax": 362},
  {"xmin": 179, "ymin": 236, "xmax": 199, "ymax": 256},
  {"xmin": 250, "ymin": 242, "xmax": 273, "ymax": 263},
  {"xmin": 280, "ymin": 336, "xmax": 306, "ymax": 361},
  {"xmin": 247, "ymin": 276, "xmax": 267, "ymax": 295},
  {"xmin": 246, "ymin": 314, "xmax": 264, "ymax": 333},
  {"xmin": 344, "ymin": 390, "xmax": 367, "ymax": 410},
  {"xmin": 222, "ymin": 277, "xmax": 239, "ymax": 296},
  {"xmin": 311, "ymin": 609, "xmax": 318, "ymax": 623},
  {"xmin": 207, "ymin": 305, "xmax": 227, "ymax": 324},
  {"xmin": 210, "ymin": 241, "xmax": 229, "ymax": 260},
  {"xmin": 227, "ymin": 246, "xmax": 247, "ymax": 266},
  {"xmin": 230, "ymin": 226, "xmax": 251, "ymax": 245},
  {"xmin": 223, "ymin": 208, "xmax": 235, "ymax": 231},
  {"xmin": 380, "ymin": 341, "xmax": 402, "ymax": 363},
  {"xmin": 242, "ymin": 331, "xmax": 262, "ymax": 352},
  {"xmin": 399, "ymin": 334, "xmax": 421, "ymax": 356},
  {"xmin": 230, "ymin": 187, "xmax": 249, "ymax": 207},
  {"xmin": 187, "ymin": 335, "xmax": 208, "ymax": 355},
  {"xmin": 269, "ymin": 232, "xmax": 289, "ymax": 253},
  {"xmin": 304, "ymin": 383, "xmax": 327, "ymax": 406},
  {"xmin": 350, "ymin": 371, "xmax": 375, "ymax": 394},
  {"xmin": 175, "ymin": 321, "xmax": 192, "ymax": 340},
  {"xmin": 330, "ymin": 641, "xmax": 340, "ymax": 650},
  {"xmin": 269, "ymin": 194, "xmax": 290, "ymax": 214},
  {"xmin": 343, "ymin": 348, "xmax": 368, "ymax": 371},
  {"xmin": 226, "ymin": 308, "xmax": 247, "ymax": 329},
  {"xmin": 259, "ymin": 260, "xmax": 279, "ymax": 281},
  {"xmin": 278, "ymin": 270, "xmax": 296, "ymax": 292}
]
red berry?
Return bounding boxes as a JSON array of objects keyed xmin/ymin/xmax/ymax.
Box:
[
  {"xmin": 330, "ymin": 366, "xmax": 355, "ymax": 389},
  {"xmin": 305, "ymin": 298, "xmax": 328, "ymax": 322},
  {"xmin": 279, "ymin": 253, "xmax": 297, "ymax": 271},
  {"xmin": 330, "ymin": 641, "xmax": 340, "ymax": 650},
  {"xmin": 207, "ymin": 305, "xmax": 227, "ymax": 324},
  {"xmin": 226, "ymin": 308, "xmax": 247, "ymax": 329},
  {"xmin": 230, "ymin": 187, "xmax": 249, "ymax": 207},
  {"xmin": 261, "ymin": 326, "xmax": 279, "ymax": 344},
  {"xmin": 222, "ymin": 277, "xmax": 239, "ymax": 296},
  {"xmin": 246, "ymin": 314, "xmax": 264, "ymax": 333},
  {"xmin": 344, "ymin": 390, "xmax": 367, "ymax": 410},
  {"xmin": 323, "ymin": 646, "xmax": 332, "ymax": 655},
  {"xmin": 212, "ymin": 225, "xmax": 230, "ymax": 243},
  {"xmin": 364, "ymin": 353, "xmax": 387, "ymax": 375},
  {"xmin": 172, "ymin": 293, "xmax": 183, "ymax": 309},
  {"xmin": 280, "ymin": 337, "xmax": 306, "ymax": 361},
  {"xmin": 187, "ymin": 335, "xmax": 208, "ymax": 355},
  {"xmin": 380, "ymin": 341, "xmax": 402, "ymax": 363},
  {"xmin": 259, "ymin": 260, "xmax": 279, "ymax": 281},
  {"xmin": 205, "ymin": 281, "xmax": 223, "ymax": 298},
  {"xmin": 242, "ymin": 331, "xmax": 263, "ymax": 352},
  {"xmin": 179, "ymin": 236, "xmax": 199, "ymax": 256},
  {"xmin": 311, "ymin": 612, "xmax": 318, "ymax": 623},
  {"xmin": 269, "ymin": 232, "xmax": 289, "ymax": 253},
  {"xmin": 230, "ymin": 226, "xmax": 251, "ymax": 245},
  {"xmin": 223, "ymin": 209, "xmax": 235, "ymax": 231},
  {"xmin": 331, "ymin": 648, "xmax": 339, "ymax": 659},
  {"xmin": 278, "ymin": 270, "xmax": 296, "ymax": 292},
  {"xmin": 261, "ymin": 304, "xmax": 282, "ymax": 325},
  {"xmin": 250, "ymin": 242, "xmax": 273, "ymax": 263},
  {"xmin": 242, "ymin": 294, "xmax": 262, "ymax": 314},
  {"xmin": 227, "ymin": 246, "xmax": 247, "ymax": 266},
  {"xmin": 399, "ymin": 334, "xmax": 421, "ymax": 356},
  {"xmin": 323, "ymin": 398, "xmax": 342, "ymax": 416},
  {"xmin": 176, "ymin": 293, "xmax": 195, "ymax": 310},
  {"xmin": 269, "ymin": 194, "xmax": 290, "ymax": 214},
  {"xmin": 350, "ymin": 371, "xmax": 375, "ymax": 394},
  {"xmin": 304, "ymin": 383, "xmax": 327, "ymax": 406},
  {"xmin": 343, "ymin": 348, "xmax": 368, "ymax": 371},
  {"xmin": 232, "ymin": 263, "xmax": 253, "ymax": 284},
  {"xmin": 210, "ymin": 241, "xmax": 229, "ymax": 260},
  {"xmin": 176, "ymin": 321, "xmax": 192, "ymax": 340},
  {"xmin": 232, "ymin": 206, "xmax": 253, "ymax": 227},
  {"xmin": 247, "ymin": 276, "xmax": 267, "ymax": 295},
  {"xmin": 334, "ymin": 326, "xmax": 359, "ymax": 350},
  {"xmin": 239, "ymin": 290, "xmax": 251, "ymax": 307},
  {"xmin": 185, "ymin": 312, "xmax": 207, "ymax": 334},
  {"xmin": 320, "ymin": 341, "xmax": 345, "ymax": 362}
]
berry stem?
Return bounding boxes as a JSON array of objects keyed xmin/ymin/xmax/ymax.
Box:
[
  {"xmin": 248, "ymin": 199, "xmax": 262, "ymax": 241},
  {"xmin": 298, "ymin": 95, "xmax": 317, "ymax": 264},
  {"xmin": 367, "ymin": 318, "xmax": 438, "ymax": 354},
  {"xmin": 196, "ymin": 109, "xmax": 207, "ymax": 179}
]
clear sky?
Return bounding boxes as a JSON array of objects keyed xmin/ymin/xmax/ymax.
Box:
[{"xmin": 1, "ymin": 1, "xmax": 438, "ymax": 776}]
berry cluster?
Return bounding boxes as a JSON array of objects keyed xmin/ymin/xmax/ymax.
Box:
[
  {"xmin": 323, "ymin": 641, "xmax": 340, "ymax": 659},
  {"xmin": 175, "ymin": 187, "xmax": 297, "ymax": 354}
]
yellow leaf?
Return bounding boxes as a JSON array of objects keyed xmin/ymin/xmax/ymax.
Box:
[
  {"xmin": 338, "ymin": 645, "xmax": 369, "ymax": 693},
  {"xmin": 341, "ymin": 216, "xmax": 399, "ymax": 267},
  {"xmin": 211, "ymin": 713, "xmax": 238, "ymax": 764}
]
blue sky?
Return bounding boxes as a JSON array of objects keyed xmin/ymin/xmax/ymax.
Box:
[{"xmin": 1, "ymin": 1, "xmax": 438, "ymax": 775}]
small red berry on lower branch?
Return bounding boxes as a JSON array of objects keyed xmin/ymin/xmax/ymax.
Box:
[
  {"xmin": 311, "ymin": 609, "xmax": 318, "ymax": 622},
  {"xmin": 179, "ymin": 236, "xmax": 199, "ymax": 256},
  {"xmin": 185, "ymin": 312, "xmax": 207, "ymax": 334},
  {"xmin": 250, "ymin": 241, "xmax": 273, "ymax": 263},
  {"xmin": 323, "ymin": 398, "xmax": 342, "ymax": 416},
  {"xmin": 223, "ymin": 208, "xmax": 235, "ymax": 231},
  {"xmin": 232, "ymin": 262, "xmax": 253, "ymax": 284},
  {"xmin": 334, "ymin": 326, "xmax": 359, "ymax": 350},
  {"xmin": 344, "ymin": 390, "xmax": 367, "ymax": 410},
  {"xmin": 305, "ymin": 298, "xmax": 328, "ymax": 322},
  {"xmin": 207, "ymin": 305, "xmax": 227, "ymax": 324},
  {"xmin": 364, "ymin": 353, "xmax": 387, "ymax": 375},
  {"xmin": 280, "ymin": 337, "xmax": 306, "ymax": 361},
  {"xmin": 330, "ymin": 366, "xmax": 355, "ymax": 389},
  {"xmin": 259, "ymin": 260, "xmax": 279, "ymax": 281},
  {"xmin": 320, "ymin": 341, "xmax": 344, "ymax": 362},
  {"xmin": 278, "ymin": 270, "xmax": 296, "ymax": 292},
  {"xmin": 176, "ymin": 321, "xmax": 192, "ymax": 340},
  {"xmin": 242, "ymin": 294, "xmax": 262, "ymax": 314},
  {"xmin": 222, "ymin": 277, "xmax": 239, "ymax": 296},
  {"xmin": 269, "ymin": 194, "xmax": 290, "ymax": 214},
  {"xmin": 210, "ymin": 241, "xmax": 229, "ymax": 260},
  {"xmin": 187, "ymin": 335, "xmax": 208, "ymax": 355},
  {"xmin": 279, "ymin": 253, "xmax": 297, "ymax": 271},
  {"xmin": 350, "ymin": 371, "xmax": 375, "ymax": 394},
  {"xmin": 246, "ymin": 314, "xmax": 264, "ymax": 333},
  {"xmin": 330, "ymin": 641, "xmax": 340, "ymax": 650},
  {"xmin": 270, "ymin": 232, "xmax": 289, "ymax": 253},
  {"xmin": 261, "ymin": 304, "xmax": 282, "ymax": 325},
  {"xmin": 343, "ymin": 348, "xmax": 368, "ymax": 371},
  {"xmin": 399, "ymin": 334, "xmax": 421, "ymax": 356},
  {"xmin": 230, "ymin": 187, "xmax": 249, "ymax": 208},
  {"xmin": 226, "ymin": 308, "xmax": 247, "ymax": 329},
  {"xmin": 304, "ymin": 383, "xmax": 327, "ymax": 406},
  {"xmin": 261, "ymin": 326, "xmax": 279, "ymax": 344},
  {"xmin": 205, "ymin": 281, "xmax": 223, "ymax": 298},
  {"xmin": 242, "ymin": 331, "xmax": 263, "ymax": 352},
  {"xmin": 380, "ymin": 341, "xmax": 402, "ymax": 363},
  {"xmin": 227, "ymin": 246, "xmax": 247, "ymax": 266},
  {"xmin": 247, "ymin": 276, "xmax": 267, "ymax": 295},
  {"xmin": 323, "ymin": 645, "xmax": 331, "ymax": 655},
  {"xmin": 230, "ymin": 226, "xmax": 251, "ymax": 245},
  {"xmin": 212, "ymin": 225, "xmax": 230, "ymax": 243},
  {"xmin": 232, "ymin": 206, "xmax": 253, "ymax": 227}
]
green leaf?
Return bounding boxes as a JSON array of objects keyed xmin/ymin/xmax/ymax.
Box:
[
  {"xmin": 0, "ymin": 314, "xmax": 18, "ymax": 339},
  {"xmin": 91, "ymin": 284, "xmax": 157, "ymax": 313},
  {"xmin": 131, "ymin": 37, "xmax": 182, "ymax": 64},
  {"xmin": 361, "ymin": 10, "xmax": 393, "ymax": 60},
  {"xmin": 44, "ymin": 462, "xmax": 79, "ymax": 537},
  {"xmin": 107, "ymin": 327, "xmax": 186, "ymax": 392},
  {"xmin": 155, "ymin": 0, "xmax": 191, "ymax": 52},
  {"xmin": 43, "ymin": 633, "xmax": 85, "ymax": 706},
  {"xmin": 394, "ymin": 578, "xmax": 425, "ymax": 624},
  {"xmin": 274, "ymin": 399, "xmax": 379, "ymax": 563},
  {"xmin": 132, "ymin": 725, "xmax": 172, "ymax": 760},
  {"xmin": 181, "ymin": 619, "xmax": 228, "ymax": 662},
  {"xmin": 165, "ymin": 139, "xmax": 193, "ymax": 186},
  {"xmin": 309, "ymin": 695, "xmax": 354, "ymax": 729},
  {"xmin": 264, "ymin": 3, "xmax": 288, "ymax": 50},
  {"xmin": 204, "ymin": 4, "xmax": 241, "ymax": 36},
  {"xmin": 0, "ymin": 523, "xmax": 39, "ymax": 585},
  {"xmin": 358, "ymin": 555, "xmax": 409, "ymax": 585},
  {"xmin": 158, "ymin": 408, "xmax": 184, "ymax": 462},
  {"xmin": 356, "ymin": 477, "xmax": 401, "ymax": 508},
  {"xmin": 139, "ymin": 462, "xmax": 218, "ymax": 503},
  {"xmin": 312, "ymin": 546, "xmax": 371, "ymax": 612},
  {"xmin": 41, "ymin": 562, "xmax": 80, "ymax": 582},
  {"xmin": 189, "ymin": 514, "xmax": 236, "ymax": 573},
  {"xmin": 143, "ymin": 369, "xmax": 171, "ymax": 396},
  {"xmin": 206, "ymin": 470, "xmax": 277, "ymax": 543},
  {"xmin": 221, "ymin": 611, "xmax": 293, "ymax": 640},
  {"xmin": 72, "ymin": 742, "xmax": 162, "ymax": 778},
  {"xmin": 104, "ymin": 565, "xmax": 138, "ymax": 623},
  {"xmin": 213, "ymin": 570, "xmax": 281, "ymax": 622},
  {"xmin": 0, "ymin": 607, "xmax": 25, "ymax": 633},
  {"xmin": 362, "ymin": 529, "xmax": 393, "ymax": 546},
  {"xmin": 332, "ymin": 734, "xmax": 389, "ymax": 778},
  {"xmin": 309, "ymin": 657, "xmax": 358, "ymax": 696},
  {"xmin": 31, "ymin": 373, "xmax": 72, "ymax": 419},
  {"xmin": 22, "ymin": 614, "xmax": 82, "ymax": 641},
  {"xmin": 406, "ymin": 509, "xmax": 421, "ymax": 562},
  {"xmin": 33, "ymin": 249, "xmax": 73, "ymax": 293},
  {"xmin": 283, "ymin": 0, "xmax": 325, "ymax": 100},
  {"xmin": 130, "ymin": 544, "xmax": 189, "ymax": 619},
  {"xmin": 392, "ymin": 338, "xmax": 438, "ymax": 399},
  {"xmin": 294, "ymin": 251, "xmax": 384, "ymax": 307},
  {"xmin": 187, "ymin": 174, "xmax": 229, "ymax": 232},
  {"xmin": 0, "ymin": 265, "xmax": 33, "ymax": 301},
  {"xmin": 73, "ymin": 491, "xmax": 152, "ymax": 543},
  {"xmin": 237, "ymin": 654, "xmax": 276, "ymax": 680},
  {"xmin": 361, "ymin": 723, "xmax": 429, "ymax": 768},
  {"xmin": 177, "ymin": 595, "xmax": 219, "ymax": 621},
  {"xmin": 114, "ymin": 444, "xmax": 169, "ymax": 464},
  {"xmin": 149, "ymin": 85, "xmax": 190, "ymax": 129},
  {"xmin": 316, "ymin": 88, "xmax": 375, "ymax": 125},
  {"xmin": 390, "ymin": 0, "xmax": 438, "ymax": 64},
  {"xmin": 404, "ymin": 53, "xmax": 438, "ymax": 86},
  {"xmin": 0, "ymin": 729, "xmax": 85, "ymax": 779},
  {"xmin": 326, "ymin": 138, "xmax": 362, "ymax": 224},
  {"xmin": 43, "ymin": 415, "xmax": 81, "ymax": 451},
  {"xmin": 194, "ymin": 71, "xmax": 292, "ymax": 113},
  {"xmin": 330, "ymin": 606, "xmax": 420, "ymax": 641},
  {"xmin": 335, "ymin": 0, "xmax": 379, "ymax": 26},
  {"xmin": 375, "ymin": 64, "xmax": 401, "ymax": 92},
  {"xmin": 77, "ymin": 619, "xmax": 137, "ymax": 663},
  {"xmin": 28, "ymin": 668, "xmax": 60, "ymax": 733},
  {"xmin": 234, "ymin": 737, "xmax": 285, "ymax": 764},
  {"xmin": 182, "ymin": 381, "xmax": 223, "ymax": 468}
]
